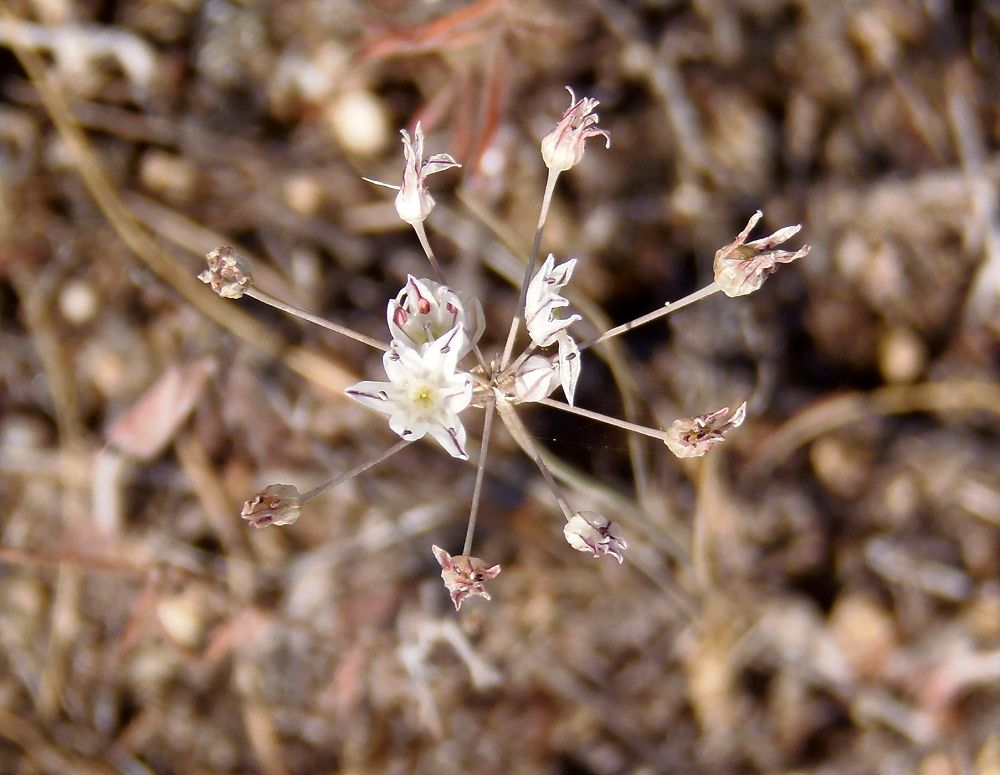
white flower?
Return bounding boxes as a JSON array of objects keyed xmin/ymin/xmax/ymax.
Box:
[
  {"xmin": 713, "ymin": 211, "xmax": 810, "ymax": 298},
  {"xmin": 563, "ymin": 511, "xmax": 627, "ymax": 563},
  {"xmin": 525, "ymin": 254, "xmax": 579, "ymax": 347},
  {"xmin": 363, "ymin": 122, "xmax": 461, "ymax": 225},
  {"xmin": 524, "ymin": 254, "xmax": 583, "ymax": 404},
  {"xmin": 387, "ymin": 275, "xmax": 484, "ymax": 357},
  {"xmin": 540, "ymin": 86, "xmax": 611, "ymax": 173},
  {"xmin": 345, "ymin": 326, "xmax": 473, "ymax": 459}
]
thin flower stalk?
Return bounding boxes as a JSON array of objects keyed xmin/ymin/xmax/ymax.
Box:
[
  {"xmin": 462, "ymin": 396, "xmax": 496, "ymax": 556},
  {"xmin": 537, "ymin": 396, "xmax": 672, "ymax": 444},
  {"xmin": 245, "ymin": 286, "xmax": 388, "ymax": 352},
  {"xmin": 199, "ymin": 246, "xmax": 388, "ymax": 351},
  {"xmin": 495, "ymin": 399, "xmax": 573, "ymax": 520},
  {"xmin": 411, "ymin": 220, "xmax": 489, "ymax": 371},
  {"xmin": 499, "ymin": 166, "xmax": 560, "ymax": 371},
  {"xmin": 578, "ymin": 281, "xmax": 722, "ymax": 351},
  {"xmin": 241, "ymin": 439, "xmax": 411, "ymax": 527},
  {"xmin": 300, "ymin": 439, "xmax": 412, "ymax": 503},
  {"xmin": 411, "ymin": 220, "xmax": 446, "ymax": 285}
]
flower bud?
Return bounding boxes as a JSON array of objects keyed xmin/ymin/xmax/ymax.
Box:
[
  {"xmin": 540, "ymin": 87, "xmax": 611, "ymax": 173},
  {"xmin": 394, "ymin": 123, "xmax": 462, "ymax": 225},
  {"xmin": 664, "ymin": 402, "xmax": 747, "ymax": 458},
  {"xmin": 563, "ymin": 511, "xmax": 627, "ymax": 563},
  {"xmin": 240, "ymin": 484, "xmax": 301, "ymax": 528},
  {"xmin": 713, "ymin": 211, "xmax": 810, "ymax": 297},
  {"xmin": 199, "ymin": 245, "xmax": 253, "ymax": 299},
  {"xmin": 514, "ymin": 354, "xmax": 561, "ymax": 403},
  {"xmin": 387, "ymin": 276, "xmax": 484, "ymax": 356},
  {"xmin": 431, "ymin": 545, "xmax": 501, "ymax": 611}
]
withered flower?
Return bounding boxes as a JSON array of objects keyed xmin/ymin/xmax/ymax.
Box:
[
  {"xmin": 432, "ymin": 545, "xmax": 501, "ymax": 611},
  {"xmin": 199, "ymin": 245, "xmax": 253, "ymax": 299},
  {"xmin": 713, "ymin": 211, "xmax": 810, "ymax": 298},
  {"xmin": 241, "ymin": 484, "xmax": 301, "ymax": 528},
  {"xmin": 365, "ymin": 123, "xmax": 461, "ymax": 225},
  {"xmin": 563, "ymin": 511, "xmax": 627, "ymax": 563},
  {"xmin": 540, "ymin": 86, "xmax": 611, "ymax": 173},
  {"xmin": 664, "ymin": 402, "xmax": 747, "ymax": 459}
]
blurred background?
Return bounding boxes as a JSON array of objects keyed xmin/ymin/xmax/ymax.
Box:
[{"xmin": 1, "ymin": 1, "xmax": 999, "ymax": 773}]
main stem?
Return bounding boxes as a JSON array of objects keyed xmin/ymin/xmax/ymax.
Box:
[
  {"xmin": 462, "ymin": 396, "xmax": 496, "ymax": 556},
  {"xmin": 301, "ymin": 439, "xmax": 411, "ymax": 503},
  {"xmin": 246, "ymin": 287, "xmax": 388, "ymax": 352},
  {"xmin": 499, "ymin": 168, "xmax": 560, "ymax": 371},
  {"xmin": 578, "ymin": 282, "xmax": 721, "ymax": 351}
]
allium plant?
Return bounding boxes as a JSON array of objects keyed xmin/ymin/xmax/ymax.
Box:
[{"xmin": 200, "ymin": 89, "xmax": 810, "ymax": 610}]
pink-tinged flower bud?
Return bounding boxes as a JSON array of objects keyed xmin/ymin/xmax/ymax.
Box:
[
  {"xmin": 431, "ymin": 545, "xmax": 501, "ymax": 611},
  {"xmin": 540, "ymin": 86, "xmax": 611, "ymax": 172},
  {"xmin": 199, "ymin": 245, "xmax": 253, "ymax": 299},
  {"xmin": 713, "ymin": 211, "xmax": 810, "ymax": 297},
  {"xmin": 664, "ymin": 402, "xmax": 747, "ymax": 459},
  {"xmin": 563, "ymin": 511, "xmax": 627, "ymax": 563},
  {"xmin": 241, "ymin": 484, "xmax": 301, "ymax": 528},
  {"xmin": 386, "ymin": 275, "xmax": 484, "ymax": 357}
]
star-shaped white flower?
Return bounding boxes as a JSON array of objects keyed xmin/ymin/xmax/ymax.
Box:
[{"xmin": 346, "ymin": 326, "xmax": 473, "ymax": 459}]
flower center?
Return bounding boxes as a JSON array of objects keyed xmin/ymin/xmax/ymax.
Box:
[{"xmin": 412, "ymin": 386, "xmax": 435, "ymax": 407}]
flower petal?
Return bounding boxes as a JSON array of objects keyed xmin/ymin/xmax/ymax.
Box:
[
  {"xmin": 557, "ymin": 334, "xmax": 581, "ymax": 406},
  {"xmin": 345, "ymin": 381, "xmax": 396, "ymax": 414},
  {"xmin": 427, "ymin": 416, "xmax": 469, "ymax": 459}
]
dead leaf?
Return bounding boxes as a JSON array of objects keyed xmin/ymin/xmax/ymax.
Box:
[{"xmin": 105, "ymin": 356, "xmax": 216, "ymax": 461}]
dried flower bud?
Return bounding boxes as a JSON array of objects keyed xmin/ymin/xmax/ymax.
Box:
[
  {"xmin": 713, "ymin": 211, "xmax": 810, "ymax": 297},
  {"xmin": 664, "ymin": 402, "xmax": 747, "ymax": 458},
  {"xmin": 365, "ymin": 123, "xmax": 461, "ymax": 226},
  {"xmin": 541, "ymin": 86, "xmax": 611, "ymax": 172},
  {"xmin": 514, "ymin": 354, "xmax": 561, "ymax": 403},
  {"xmin": 432, "ymin": 545, "xmax": 501, "ymax": 611},
  {"xmin": 199, "ymin": 245, "xmax": 253, "ymax": 299},
  {"xmin": 241, "ymin": 484, "xmax": 301, "ymax": 528},
  {"xmin": 563, "ymin": 511, "xmax": 627, "ymax": 563}
]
